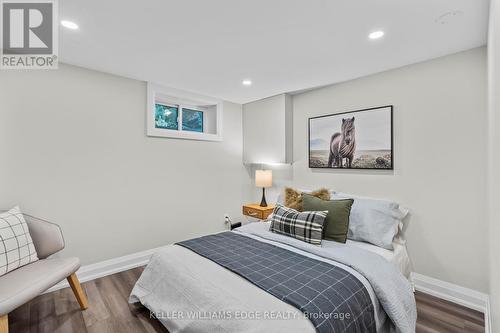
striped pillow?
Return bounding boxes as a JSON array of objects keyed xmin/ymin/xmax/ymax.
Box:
[{"xmin": 269, "ymin": 204, "xmax": 328, "ymax": 245}]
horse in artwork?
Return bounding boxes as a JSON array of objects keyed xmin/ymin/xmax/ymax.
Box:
[{"xmin": 328, "ymin": 117, "xmax": 356, "ymax": 168}]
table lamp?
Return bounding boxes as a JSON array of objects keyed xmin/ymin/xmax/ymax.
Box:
[{"xmin": 255, "ymin": 170, "xmax": 272, "ymax": 207}]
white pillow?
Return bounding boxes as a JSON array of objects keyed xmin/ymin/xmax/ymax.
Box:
[
  {"xmin": 0, "ymin": 206, "xmax": 38, "ymax": 276},
  {"xmin": 332, "ymin": 192, "xmax": 408, "ymax": 250}
]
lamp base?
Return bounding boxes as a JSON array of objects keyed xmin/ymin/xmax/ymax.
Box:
[{"xmin": 260, "ymin": 188, "xmax": 268, "ymax": 207}]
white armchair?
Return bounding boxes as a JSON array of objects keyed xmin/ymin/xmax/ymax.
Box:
[{"xmin": 0, "ymin": 214, "xmax": 88, "ymax": 333}]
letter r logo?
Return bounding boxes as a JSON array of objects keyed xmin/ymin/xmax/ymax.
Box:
[{"xmin": 1, "ymin": 1, "xmax": 53, "ymax": 54}]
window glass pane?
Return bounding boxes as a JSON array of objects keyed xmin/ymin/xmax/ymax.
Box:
[
  {"xmin": 182, "ymin": 108, "xmax": 204, "ymax": 132},
  {"xmin": 155, "ymin": 104, "xmax": 178, "ymax": 130}
]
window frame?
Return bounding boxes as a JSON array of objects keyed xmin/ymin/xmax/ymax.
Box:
[{"xmin": 147, "ymin": 82, "xmax": 223, "ymax": 141}]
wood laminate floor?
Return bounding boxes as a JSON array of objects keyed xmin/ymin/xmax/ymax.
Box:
[{"xmin": 8, "ymin": 267, "xmax": 485, "ymax": 333}]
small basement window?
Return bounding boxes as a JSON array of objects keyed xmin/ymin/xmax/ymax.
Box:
[
  {"xmin": 147, "ymin": 83, "xmax": 222, "ymax": 141},
  {"xmin": 154, "ymin": 104, "xmax": 205, "ymax": 133}
]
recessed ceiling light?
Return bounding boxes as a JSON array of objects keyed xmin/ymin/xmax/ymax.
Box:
[
  {"xmin": 242, "ymin": 79, "xmax": 252, "ymax": 86},
  {"xmin": 368, "ymin": 30, "xmax": 384, "ymax": 40},
  {"xmin": 61, "ymin": 20, "xmax": 79, "ymax": 30}
]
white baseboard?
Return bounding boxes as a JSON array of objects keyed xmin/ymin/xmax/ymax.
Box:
[
  {"xmin": 45, "ymin": 246, "xmax": 166, "ymax": 294},
  {"xmin": 411, "ymin": 272, "xmax": 491, "ymax": 332}
]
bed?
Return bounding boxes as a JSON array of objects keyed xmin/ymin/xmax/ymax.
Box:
[{"xmin": 129, "ymin": 221, "xmax": 416, "ymax": 333}]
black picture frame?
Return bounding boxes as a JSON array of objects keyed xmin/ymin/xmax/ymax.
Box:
[{"xmin": 308, "ymin": 105, "xmax": 394, "ymax": 170}]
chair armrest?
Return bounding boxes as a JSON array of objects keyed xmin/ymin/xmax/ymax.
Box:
[{"xmin": 24, "ymin": 214, "xmax": 65, "ymax": 259}]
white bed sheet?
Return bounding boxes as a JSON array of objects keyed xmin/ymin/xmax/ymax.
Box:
[{"xmin": 344, "ymin": 240, "xmax": 411, "ymax": 278}]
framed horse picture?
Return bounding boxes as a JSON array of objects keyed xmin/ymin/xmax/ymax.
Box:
[{"xmin": 308, "ymin": 105, "xmax": 393, "ymax": 170}]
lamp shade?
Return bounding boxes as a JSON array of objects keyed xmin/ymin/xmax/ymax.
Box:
[{"xmin": 255, "ymin": 170, "xmax": 272, "ymax": 188}]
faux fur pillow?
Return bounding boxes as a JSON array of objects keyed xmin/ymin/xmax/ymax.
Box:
[{"xmin": 284, "ymin": 187, "xmax": 330, "ymax": 211}]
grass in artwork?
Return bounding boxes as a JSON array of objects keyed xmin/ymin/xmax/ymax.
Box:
[{"xmin": 310, "ymin": 150, "xmax": 392, "ymax": 169}]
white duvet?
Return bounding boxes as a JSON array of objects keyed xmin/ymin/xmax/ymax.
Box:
[{"xmin": 129, "ymin": 222, "xmax": 416, "ymax": 332}]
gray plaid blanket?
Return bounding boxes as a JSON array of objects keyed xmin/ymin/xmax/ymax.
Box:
[{"xmin": 177, "ymin": 232, "xmax": 376, "ymax": 333}]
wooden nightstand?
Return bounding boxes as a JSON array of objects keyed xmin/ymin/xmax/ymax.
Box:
[{"xmin": 242, "ymin": 204, "xmax": 275, "ymax": 220}]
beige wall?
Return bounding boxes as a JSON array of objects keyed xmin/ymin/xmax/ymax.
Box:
[
  {"xmin": 489, "ymin": 0, "xmax": 500, "ymax": 329},
  {"xmin": 259, "ymin": 48, "xmax": 488, "ymax": 292},
  {"xmin": 0, "ymin": 64, "xmax": 248, "ymax": 265},
  {"xmin": 243, "ymin": 94, "xmax": 293, "ymax": 164}
]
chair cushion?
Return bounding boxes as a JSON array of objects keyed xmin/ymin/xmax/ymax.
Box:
[
  {"xmin": 0, "ymin": 207, "xmax": 39, "ymax": 276},
  {"xmin": 0, "ymin": 257, "xmax": 80, "ymax": 315}
]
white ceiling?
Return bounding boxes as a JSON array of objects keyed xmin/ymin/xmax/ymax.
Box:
[{"xmin": 59, "ymin": 0, "xmax": 490, "ymax": 104}]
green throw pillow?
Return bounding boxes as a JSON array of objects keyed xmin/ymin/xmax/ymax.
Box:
[{"xmin": 302, "ymin": 193, "xmax": 354, "ymax": 243}]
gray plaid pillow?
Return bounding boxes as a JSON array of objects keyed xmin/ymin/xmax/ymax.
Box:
[
  {"xmin": 0, "ymin": 206, "xmax": 38, "ymax": 276},
  {"xmin": 269, "ymin": 204, "xmax": 328, "ymax": 245}
]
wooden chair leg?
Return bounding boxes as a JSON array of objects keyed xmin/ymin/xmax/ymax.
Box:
[
  {"xmin": 0, "ymin": 314, "xmax": 8, "ymax": 333},
  {"xmin": 67, "ymin": 273, "xmax": 88, "ymax": 310}
]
